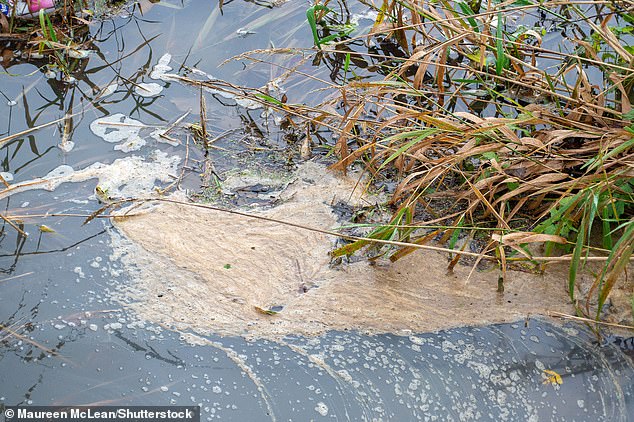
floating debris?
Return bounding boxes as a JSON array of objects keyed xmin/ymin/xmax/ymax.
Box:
[
  {"xmin": 236, "ymin": 28, "xmax": 256, "ymax": 37},
  {"xmin": 134, "ymin": 82, "xmax": 164, "ymax": 98},
  {"xmin": 254, "ymin": 306, "xmax": 278, "ymax": 316},
  {"xmin": 89, "ymin": 113, "xmax": 147, "ymax": 152},
  {"xmin": 543, "ymin": 369, "xmax": 563, "ymax": 386},
  {"xmin": 67, "ymin": 49, "xmax": 90, "ymax": 59},
  {"xmin": 0, "ymin": 150, "xmax": 180, "ymax": 202},
  {"xmin": 38, "ymin": 225, "xmax": 55, "ymax": 233},
  {"xmin": 150, "ymin": 54, "xmax": 173, "ymax": 81}
]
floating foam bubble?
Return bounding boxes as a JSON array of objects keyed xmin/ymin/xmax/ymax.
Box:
[{"xmin": 315, "ymin": 402, "xmax": 328, "ymax": 416}]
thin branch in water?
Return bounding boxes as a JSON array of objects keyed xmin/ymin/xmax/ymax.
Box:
[{"xmin": 548, "ymin": 311, "xmax": 634, "ymax": 331}]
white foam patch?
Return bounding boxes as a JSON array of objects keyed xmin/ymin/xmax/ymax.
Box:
[
  {"xmin": 90, "ymin": 113, "xmax": 150, "ymax": 152},
  {"xmin": 135, "ymin": 83, "xmax": 164, "ymax": 97},
  {"xmin": 0, "ymin": 150, "xmax": 180, "ymax": 202},
  {"xmin": 111, "ymin": 162, "xmax": 573, "ymax": 340},
  {"xmin": 67, "ymin": 49, "xmax": 90, "ymax": 59},
  {"xmin": 90, "ymin": 113, "xmax": 144, "ymax": 143},
  {"xmin": 58, "ymin": 141, "xmax": 75, "ymax": 153},
  {"xmin": 150, "ymin": 54, "xmax": 173, "ymax": 80},
  {"xmin": 90, "ymin": 113, "xmax": 177, "ymax": 151}
]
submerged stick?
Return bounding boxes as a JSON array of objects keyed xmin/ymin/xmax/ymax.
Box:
[
  {"xmin": 0, "ymin": 323, "xmax": 74, "ymax": 365},
  {"xmin": 0, "ymin": 272, "xmax": 33, "ymax": 283},
  {"xmin": 159, "ymin": 110, "xmax": 191, "ymax": 144},
  {"xmin": 0, "ymin": 212, "xmax": 26, "ymax": 237},
  {"xmin": 0, "ymin": 115, "xmax": 72, "ymax": 148}
]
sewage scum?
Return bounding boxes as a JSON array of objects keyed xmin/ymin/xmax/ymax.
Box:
[{"xmin": 110, "ymin": 161, "xmax": 575, "ymax": 339}]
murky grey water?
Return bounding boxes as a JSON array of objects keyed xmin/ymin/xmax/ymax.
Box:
[
  {"xmin": 2, "ymin": 280, "xmax": 633, "ymax": 421},
  {"xmin": 1, "ymin": 0, "xmax": 633, "ymax": 420}
]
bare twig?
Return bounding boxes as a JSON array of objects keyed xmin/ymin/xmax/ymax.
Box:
[{"xmin": 548, "ymin": 311, "xmax": 634, "ymax": 331}]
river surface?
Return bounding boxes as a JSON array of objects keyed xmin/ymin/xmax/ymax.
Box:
[{"xmin": 0, "ymin": 0, "xmax": 633, "ymax": 420}]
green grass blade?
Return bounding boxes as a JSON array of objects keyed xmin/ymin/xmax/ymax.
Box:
[
  {"xmin": 317, "ymin": 33, "xmax": 342, "ymax": 45},
  {"xmin": 382, "ymin": 128, "xmax": 439, "ymax": 142},
  {"xmin": 45, "ymin": 14, "xmax": 57, "ymax": 43},
  {"xmin": 377, "ymin": 129, "xmax": 438, "ymax": 172},
  {"xmin": 255, "ymin": 93, "xmax": 284, "ymax": 106},
  {"xmin": 306, "ymin": 5, "xmax": 332, "ymax": 49},
  {"xmin": 569, "ymin": 201, "xmax": 589, "ymax": 301},
  {"xmin": 306, "ymin": 6, "xmax": 320, "ymax": 48},
  {"xmin": 495, "ymin": 12, "xmax": 507, "ymax": 76},
  {"xmin": 457, "ymin": 2, "xmax": 480, "ymax": 32},
  {"xmin": 448, "ymin": 216, "xmax": 464, "ymax": 250},
  {"xmin": 602, "ymin": 207, "xmax": 613, "ymax": 249},
  {"xmin": 584, "ymin": 136, "xmax": 634, "ymax": 171}
]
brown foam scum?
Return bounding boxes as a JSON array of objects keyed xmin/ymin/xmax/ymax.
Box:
[{"xmin": 111, "ymin": 162, "xmax": 574, "ymax": 339}]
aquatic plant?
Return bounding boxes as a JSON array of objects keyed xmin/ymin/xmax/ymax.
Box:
[{"xmin": 306, "ymin": 0, "xmax": 357, "ymax": 49}]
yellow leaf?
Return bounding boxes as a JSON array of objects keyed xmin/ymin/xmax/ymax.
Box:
[
  {"xmin": 542, "ymin": 369, "xmax": 563, "ymax": 385},
  {"xmin": 254, "ymin": 306, "xmax": 278, "ymax": 316},
  {"xmin": 39, "ymin": 225, "xmax": 55, "ymax": 233}
]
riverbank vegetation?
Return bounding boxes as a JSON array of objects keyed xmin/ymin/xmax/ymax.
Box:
[{"xmin": 224, "ymin": 0, "xmax": 634, "ymax": 326}]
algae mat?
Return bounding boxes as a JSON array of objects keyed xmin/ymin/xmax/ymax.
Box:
[{"xmin": 112, "ymin": 162, "xmax": 572, "ymax": 338}]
